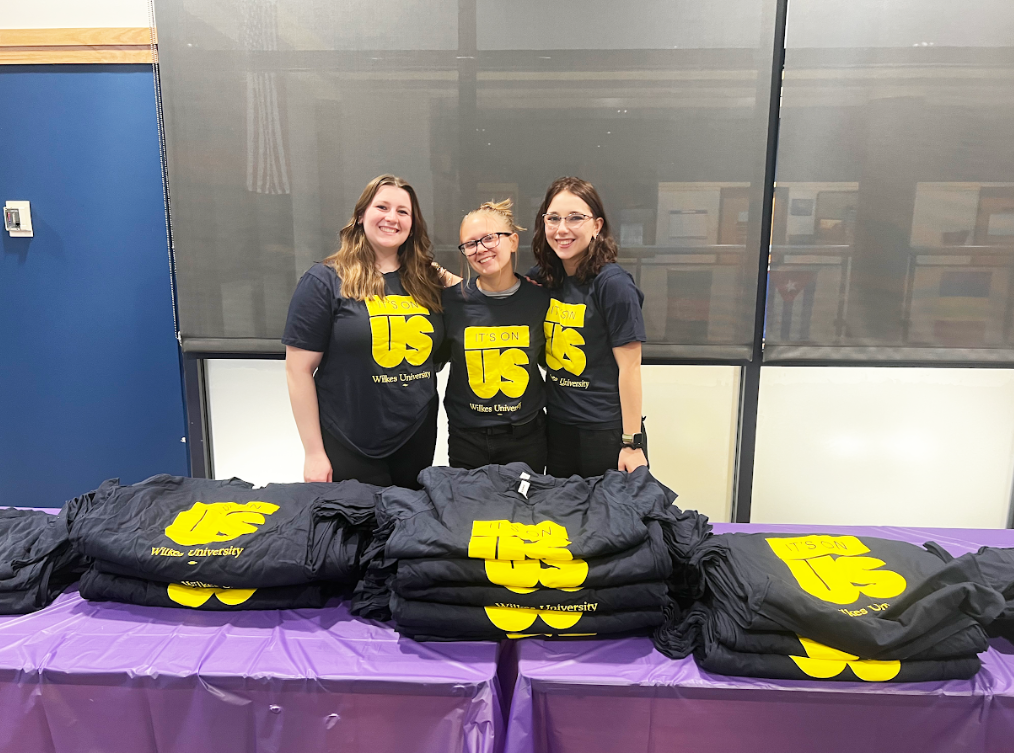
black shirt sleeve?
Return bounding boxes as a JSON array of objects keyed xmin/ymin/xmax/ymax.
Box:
[
  {"xmin": 281, "ymin": 267, "xmax": 334, "ymax": 352},
  {"xmin": 596, "ymin": 266, "xmax": 647, "ymax": 348}
]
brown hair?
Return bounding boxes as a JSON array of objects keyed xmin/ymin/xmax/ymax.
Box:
[
  {"xmin": 324, "ymin": 174, "xmax": 443, "ymax": 312},
  {"xmin": 531, "ymin": 177, "xmax": 618, "ymax": 288}
]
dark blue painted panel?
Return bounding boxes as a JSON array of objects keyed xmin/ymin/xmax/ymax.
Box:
[{"xmin": 0, "ymin": 65, "xmax": 187, "ymax": 506}]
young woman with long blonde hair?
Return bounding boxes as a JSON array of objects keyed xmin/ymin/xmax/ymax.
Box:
[{"xmin": 283, "ymin": 174, "xmax": 447, "ymax": 488}]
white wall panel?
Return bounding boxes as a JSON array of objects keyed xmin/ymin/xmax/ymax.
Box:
[
  {"xmin": 643, "ymin": 365, "xmax": 739, "ymax": 522},
  {"xmin": 0, "ymin": 0, "xmax": 150, "ymax": 29},
  {"xmin": 752, "ymin": 367, "xmax": 1014, "ymax": 527},
  {"xmin": 206, "ymin": 360, "xmax": 302, "ymax": 486},
  {"xmin": 205, "ymin": 359, "xmax": 449, "ymax": 487}
]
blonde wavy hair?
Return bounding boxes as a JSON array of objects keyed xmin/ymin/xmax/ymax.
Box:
[
  {"xmin": 459, "ymin": 199, "xmax": 526, "ymax": 286},
  {"xmin": 324, "ymin": 174, "xmax": 443, "ymax": 312}
]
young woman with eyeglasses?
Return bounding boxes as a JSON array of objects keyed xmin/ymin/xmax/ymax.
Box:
[
  {"xmin": 439, "ymin": 199, "xmax": 551, "ymax": 470},
  {"xmin": 282, "ymin": 174, "xmax": 450, "ymax": 489},
  {"xmin": 531, "ymin": 177, "xmax": 648, "ymax": 477}
]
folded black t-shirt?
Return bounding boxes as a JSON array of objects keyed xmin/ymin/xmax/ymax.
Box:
[
  {"xmin": 969, "ymin": 546, "xmax": 1014, "ymax": 641},
  {"xmin": 79, "ymin": 568, "xmax": 331, "ymax": 610},
  {"xmin": 70, "ymin": 475, "xmax": 378, "ymax": 588},
  {"xmin": 391, "ymin": 594, "xmax": 664, "ymax": 640},
  {"xmin": 392, "ymin": 521, "xmax": 672, "ymax": 592},
  {"xmin": 689, "ymin": 533, "xmax": 1005, "ymax": 660},
  {"xmin": 663, "ymin": 602, "xmax": 990, "ymax": 662},
  {"xmin": 0, "ymin": 507, "xmax": 87, "ymax": 614},
  {"xmin": 395, "ymin": 580, "xmax": 667, "ymax": 613},
  {"xmin": 697, "ymin": 640, "xmax": 981, "ymax": 683},
  {"xmin": 381, "ymin": 463, "xmax": 691, "ymax": 562}
]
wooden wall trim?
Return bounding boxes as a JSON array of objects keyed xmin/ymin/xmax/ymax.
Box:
[{"xmin": 0, "ymin": 28, "xmax": 156, "ymax": 65}]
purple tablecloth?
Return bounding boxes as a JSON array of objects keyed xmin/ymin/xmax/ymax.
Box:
[
  {"xmin": 504, "ymin": 524, "xmax": 1014, "ymax": 753},
  {"xmin": 0, "ymin": 590, "xmax": 502, "ymax": 753}
]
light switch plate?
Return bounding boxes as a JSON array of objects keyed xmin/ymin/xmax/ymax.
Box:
[{"xmin": 4, "ymin": 201, "xmax": 33, "ymax": 237}]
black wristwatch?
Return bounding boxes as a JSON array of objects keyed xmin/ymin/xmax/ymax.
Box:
[{"xmin": 621, "ymin": 432, "xmax": 644, "ymax": 450}]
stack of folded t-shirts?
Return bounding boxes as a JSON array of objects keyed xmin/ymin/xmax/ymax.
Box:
[
  {"xmin": 963, "ymin": 545, "xmax": 1014, "ymax": 644},
  {"xmin": 68, "ymin": 474, "xmax": 379, "ymax": 611},
  {"xmin": 653, "ymin": 532, "xmax": 1011, "ymax": 682},
  {"xmin": 0, "ymin": 506, "xmax": 88, "ymax": 614},
  {"xmin": 353, "ymin": 463, "xmax": 711, "ymax": 641}
]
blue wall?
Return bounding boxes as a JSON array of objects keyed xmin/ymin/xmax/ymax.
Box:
[{"xmin": 0, "ymin": 65, "xmax": 188, "ymax": 506}]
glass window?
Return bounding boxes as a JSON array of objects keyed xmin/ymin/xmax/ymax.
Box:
[
  {"xmin": 767, "ymin": 0, "xmax": 1014, "ymax": 361},
  {"xmin": 154, "ymin": 0, "xmax": 781, "ymax": 358}
]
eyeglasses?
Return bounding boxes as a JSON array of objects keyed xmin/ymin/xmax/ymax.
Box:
[
  {"xmin": 458, "ymin": 232, "xmax": 513, "ymax": 256},
  {"xmin": 543, "ymin": 213, "xmax": 594, "ymax": 229}
]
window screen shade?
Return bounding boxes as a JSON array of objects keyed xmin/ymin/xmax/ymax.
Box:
[
  {"xmin": 766, "ymin": 0, "xmax": 1014, "ymax": 363},
  {"xmin": 153, "ymin": 0, "xmax": 781, "ymax": 358}
]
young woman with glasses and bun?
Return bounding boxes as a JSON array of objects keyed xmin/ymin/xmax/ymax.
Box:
[
  {"xmin": 282, "ymin": 174, "xmax": 452, "ymax": 489},
  {"xmin": 440, "ymin": 199, "xmax": 551, "ymax": 470},
  {"xmin": 531, "ymin": 177, "xmax": 648, "ymax": 477}
]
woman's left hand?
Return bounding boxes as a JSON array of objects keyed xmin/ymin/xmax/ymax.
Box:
[
  {"xmin": 433, "ymin": 261, "xmax": 462, "ymax": 287},
  {"xmin": 618, "ymin": 446, "xmax": 648, "ymax": 472}
]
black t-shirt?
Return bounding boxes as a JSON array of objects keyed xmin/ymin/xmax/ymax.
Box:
[
  {"xmin": 538, "ymin": 263, "xmax": 646, "ymax": 429},
  {"xmin": 391, "ymin": 520, "xmax": 673, "ymax": 591},
  {"xmin": 379, "ymin": 463, "xmax": 685, "ymax": 562},
  {"xmin": 69, "ymin": 475, "xmax": 378, "ymax": 589},
  {"xmin": 282, "ymin": 262, "xmax": 445, "ymax": 457},
  {"xmin": 685, "ymin": 533, "xmax": 1006, "ymax": 660},
  {"xmin": 351, "ymin": 464, "xmax": 708, "ymax": 621},
  {"xmin": 671, "ymin": 602, "xmax": 990, "ymax": 662},
  {"xmin": 0, "ymin": 507, "xmax": 85, "ymax": 614},
  {"xmin": 390, "ymin": 594, "xmax": 665, "ymax": 640},
  {"xmin": 393, "ymin": 580, "xmax": 667, "ymax": 613},
  {"xmin": 79, "ymin": 568, "xmax": 332, "ymax": 611},
  {"xmin": 441, "ymin": 277, "xmax": 550, "ymax": 429},
  {"xmin": 696, "ymin": 641, "xmax": 981, "ymax": 683}
]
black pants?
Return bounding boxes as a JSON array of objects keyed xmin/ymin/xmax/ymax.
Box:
[
  {"xmin": 321, "ymin": 399, "xmax": 437, "ymax": 490},
  {"xmin": 448, "ymin": 412, "xmax": 547, "ymax": 473},
  {"xmin": 546, "ymin": 418, "xmax": 648, "ymax": 478}
]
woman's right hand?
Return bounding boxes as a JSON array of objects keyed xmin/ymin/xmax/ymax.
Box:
[{"xmin": 304, "ymin": 450, "xmax": 333, "ymax": 482}]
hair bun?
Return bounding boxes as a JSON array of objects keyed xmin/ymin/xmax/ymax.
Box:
[{"xmin": 466, "ymin": 198, "xmax": 527, "ymax": 233}]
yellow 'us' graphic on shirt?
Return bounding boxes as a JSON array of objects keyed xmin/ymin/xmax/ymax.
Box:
[
  {"xmin": 766, "ymin": 535, "xmax": 907, "ymax": 605},
  {"xmin": 544, "ymin": 299, "xmax": 587, "ymax": 376},
  {"xmin": 789, "ymin": 635, "xmax": 901, "ymax": 682},
  {"xmin": 468, "ymin": 519, "xmax": 589, "ymax": 596},
  {"xmin": 366, "ymin": 295, "xmax": 433, "ymax": 368},
  {"xmin": 483, "ymin": 605, "xmax": 586, "ymax": 633},
  {"xmin": 164, "ymin": 501, "xmax": 280, "ymax": 547},
  {"xmin": 167, "ymin": 582, "xmax": 258, "ymax": 608},
  {"xmin": 464, "ymin": 326, "xmax": 530, "ymax": 399}
]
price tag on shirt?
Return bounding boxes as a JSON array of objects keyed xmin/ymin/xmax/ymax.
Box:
[{"xmin": 518, "ymin": 472, "xmax": 531, "ymax": 498}]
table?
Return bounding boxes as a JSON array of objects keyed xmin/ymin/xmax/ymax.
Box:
[
  {"xmin": 0, "ymin": 589, "xmax": 503, "ymax": 753},
  {"xmin": 504, "ymin": 524, "xmax": 1014, "ymax": 753}
]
